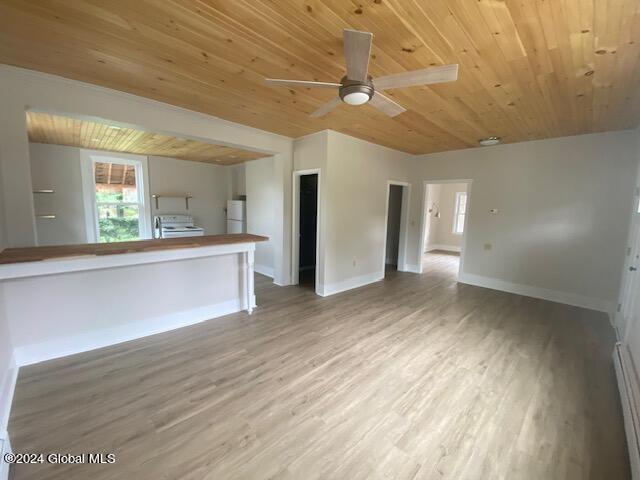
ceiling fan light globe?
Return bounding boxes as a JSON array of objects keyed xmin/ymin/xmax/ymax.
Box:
[{"xmin": 343, "ymin": 91, "xmax": 370, "ymax": 105}]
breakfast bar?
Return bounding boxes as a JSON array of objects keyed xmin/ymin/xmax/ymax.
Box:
[{"xmin": 0, "ymin": 234, "xmax": 268, "ymax": 366}]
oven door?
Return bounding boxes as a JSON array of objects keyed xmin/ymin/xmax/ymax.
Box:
[{"xmin": 161, "ymin": 228, "xmax": 204, "ymax": 238}]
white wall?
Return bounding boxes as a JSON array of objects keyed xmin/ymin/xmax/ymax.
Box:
[
  {"xmin": 0, "ymin": 286, "xmax": 16, "ymax": 435},
  {"xmin": 292, "ymin": 130, "xmax": 414, "ymax": 294},
  {"xmin": 4, "ymin": 253, "xmax": 243, "ymax": 367},
  {"xmin": 611, "ymin": 129, "xmax": 640, "ymax": 473},
  {"xmin": 29, "ymin": 143, "xmax": 88, "ymax": 245},
  {"xmin": 28, "ymin": 144, "xmax": 233, "ymax": 242},
  {"xmin": 0, "ymin": 65, "xmax": 293, "ymax": 285},
  {"xmin": 324, "ymin": 131, "xmax": 413, "ymax": 292},
  {"xmin": 292, "ymin": 129, "xmax": 637, "ymax": 311},
  {"xmin": 0, "ymin": 163, "xmax": 16, "ymax": 444},
  {"xmin": 148, "ymin": 156, "xmax": 228, "ymax": 235},
  {"xmin": 408, "ymin": 131, "xmax": 639, "ymax": 312},
  {"xmin": 246, "ymin": 157, "xmax": 276, "ymax": 277},
  {"xmin": 424, "ymin": 182, "xmax": 468, "ymax": 250},
  {"xmin": 228, "ymin": 164, "xmax": 246, "ymax": 200}
]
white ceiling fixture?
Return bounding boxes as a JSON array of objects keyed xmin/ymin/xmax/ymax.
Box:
[
  {"xmin": 479, "ymin": 136, "xmax": 501, "ymax": 146},
  {"xmin": 265, "ymin": 29, "xmax": 459, "ymax": 118}
]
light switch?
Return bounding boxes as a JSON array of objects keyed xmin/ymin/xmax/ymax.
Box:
[{"xmin": 484, "ymin": 243, "xmax": 492, "ymax": 251}]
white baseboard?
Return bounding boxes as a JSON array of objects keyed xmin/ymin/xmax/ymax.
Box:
[
  {"xmin": 0, "ymin": 353, "xmax": 17, "ymax": 432},
  {"xmin": 254, "ymin": 264, "xmax": 274, "ymax": 278},
  {"xmin": 0, "ymin": 430, "xmax": 12, "ymax": 480},
  {"xmin": 0, "ymin": 353, "xmax": 17, "ymax": 480},
  {"xmin": 14, "ymin": 298, "xmax": 244, "ymax": 367},
  {"xmin": 613, "ymin": 343, "xmax": 640, "ymax": 480},
  {"xmin": 425, "ymin": 244, "xmax": 461, "ymax": 253},
  {"xmin": 403, "ymin": 264, "xmax": 421, "ymax": 274},
  {"xmin": 458, "ymin": 272, "xmax": 614, "ymax": 314},
  {"xmin": 318, "ymin": 271, "xmax": 384, "ymax": 297}
]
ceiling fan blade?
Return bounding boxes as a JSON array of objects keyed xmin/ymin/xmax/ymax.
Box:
[
  {"xmin": 373, "ymin": 64, "xmax": 459, "ymax": 90},
  {"xmin": 265, "ymin": 78, "xmax": 341, "ymax": 89},
  {"xmin": 368, "ymin": 92, "xmax": 406, "ymax": 117},
  {"xmin": 310, "ymin": 97, "xmax": 341, "ymax": 118},
  {"xmin": 343, "ymin": 29, "xmax": 373, "ymax": 82}
]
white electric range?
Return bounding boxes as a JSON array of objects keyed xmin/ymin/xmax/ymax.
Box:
[{"xmin": 154, "ymin": 214, "xmax": 204, "ymax": 238}]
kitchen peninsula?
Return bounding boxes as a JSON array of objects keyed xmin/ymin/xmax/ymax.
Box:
[{"xmin": 0, "ymin": 234, "xmax": 267, "ymax": 366}]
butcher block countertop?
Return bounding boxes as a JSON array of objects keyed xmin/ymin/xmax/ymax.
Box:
[{"xmin": 0, "ymin": 234, "xmax": 268, "ymax": 265}]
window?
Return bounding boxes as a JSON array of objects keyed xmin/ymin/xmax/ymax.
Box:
[
  {"xmin": 94, "ymin": 162, "xmax": 144, "ymax": 242},
  {"xmin": 453, "ymin": 191, "xmax": 467, "ymax": 234},
  {"xmin": 81, "ymin": 152, "xmax": 151, "ymax": 243}
]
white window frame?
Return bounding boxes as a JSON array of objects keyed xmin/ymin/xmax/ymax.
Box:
[
  {"xmin": 452, "ymin": 191, "xmax": 467, "ymax": 235},
  {"xmin": 80, "ymin": 150, "xmax": 152, "ymax": 243}
]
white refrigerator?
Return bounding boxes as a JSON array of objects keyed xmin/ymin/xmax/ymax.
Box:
[{"xmin": 227, "ymin": 200, "xmax": 246, "ymax": 233}]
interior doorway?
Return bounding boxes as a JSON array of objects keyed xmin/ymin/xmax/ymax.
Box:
[
  {"xmin": 385, "ymin": 185, "xmax": 403, "ymax": 270},
  {"xmin": 418, "ymin": 180, "xmax": 472, "ymax": 279},
  {"xmin": 292, "ymin": 169, "xmax": 320, "ymax": 292},
  {"xmin": 616, "ymin": 179, "xmax": 640, "ymax": 339},
  {"xmin": 298, "ymin": 174, "xmax": 318, "ymax": 288},
  {"xmin": 383, "ymin": 181, "xmax": 410, "ymax": 276}
]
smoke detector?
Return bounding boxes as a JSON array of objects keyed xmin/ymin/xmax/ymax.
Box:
[{"xmin": 479, "ymin": 136, "xmax": 501, "ymax": 146}]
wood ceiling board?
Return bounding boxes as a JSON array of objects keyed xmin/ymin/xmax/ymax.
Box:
[
  {"xmin": 26, "ymin": 112, "xmax": 265, "ymax": 165},
  {"xmin": 2, "ymin": 0, "xmax": 640, "ymax": 154}
]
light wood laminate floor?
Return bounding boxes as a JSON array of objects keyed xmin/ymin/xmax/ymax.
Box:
[{"xmin": 8, "ymin": 253, "xmax": 629, "ymax": 479}]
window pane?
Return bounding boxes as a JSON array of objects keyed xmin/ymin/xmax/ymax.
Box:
[
  {"xmin": 97, "ymin": 204, "xmax": 140, "ymax": 243},
  {"xmin": 94, "ymin": 161, "xmax": 141, "ymax": 243},
  {"xmin": 456, "ymin": 213, "xmax": 465, "ymax": 233},
  {"xmin": 453, "ymin": 192, "xmax": 467, "ymax": 234},
  {"xmin": 94, "ymin": 162, "xmax": 137, "ymax": 202},
  {"xmin": 458, "ymin": 193, "xmax": 467, "ymax": 214}
]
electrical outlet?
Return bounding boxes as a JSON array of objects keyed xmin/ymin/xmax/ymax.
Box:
[
  {"xmin": 484, "ymin": 243, "xmax": 492, "ymax": 251},
  {"xmin": 489, "ymin": 208, "xmax": 499, "ymax": 214}
]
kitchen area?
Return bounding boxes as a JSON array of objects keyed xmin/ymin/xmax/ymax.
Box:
[
  {"xmin": 25, "ymin": 110, "xmax": 280, "ymax": 250},
  {"xmin": 0, "ymin": 109, "xmax": 281, "ymax": 367}
]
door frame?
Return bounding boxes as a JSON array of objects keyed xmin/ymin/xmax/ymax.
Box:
[
  {"xmin": 382, "ymin": 180, "xmax": 411, "ymax": 276},
  {"xmin": 291, "ymin": 168, "xmax": 321, "ymax": 294},
  {"xmin": 616, "ymin": 182, "xmax": 640, "ymax": 338},
  {"xmin": 418, "ymin": 179, "xmax": 473, "ymax": 277}
]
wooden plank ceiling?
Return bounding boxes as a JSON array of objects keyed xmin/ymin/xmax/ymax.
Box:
[
  {"xmin": 2, "ymin": 1, "xmax": 640, "ymax": 154},
  {"xmin": 26, "ymin": 111, "xmax": 265, "ymax": 165}
]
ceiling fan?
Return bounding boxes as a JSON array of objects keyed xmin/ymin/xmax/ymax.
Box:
[{"xmin": 265, "ymin": 29, "xmax": 459, "ymax": 118}]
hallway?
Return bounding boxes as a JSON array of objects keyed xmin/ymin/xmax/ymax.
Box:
[{"xmin": 422, "ymin": 250, "xmax": 460, "ymax": 278}]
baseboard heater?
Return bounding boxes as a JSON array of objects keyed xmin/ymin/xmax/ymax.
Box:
[{"xmin": 614, "ymin": 342, "xmax": 640, "ymax": 479}]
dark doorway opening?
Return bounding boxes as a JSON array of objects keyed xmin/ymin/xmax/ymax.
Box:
[
  {"xmin": 299, "ymin": 174, "xmax": 318, "ymax": 288},
  {"xmin": 385, "ymin": 184, "xmax": 403, "ymax": 271}
]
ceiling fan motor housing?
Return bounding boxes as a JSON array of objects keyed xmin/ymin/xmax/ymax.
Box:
[{"xmin": 339, "ymin": 76, "xmax": 374, "ymax": 105}]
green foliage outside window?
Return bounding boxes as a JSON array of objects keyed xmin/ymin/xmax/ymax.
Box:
[
  {"xmin": 97, "ymin": 204, "xmax": 140, "ymax": 243},
  {"xmin": 98, "ymin": 217, "xmax": 140, "ymax": 243}
]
